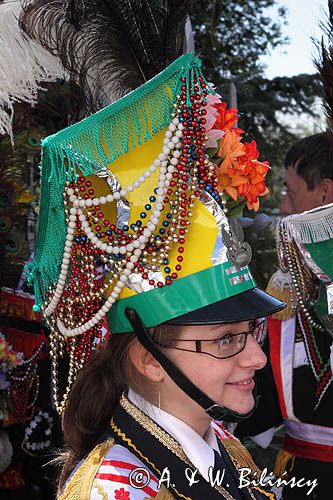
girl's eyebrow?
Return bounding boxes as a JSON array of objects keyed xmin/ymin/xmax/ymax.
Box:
[
  {"xmin": 209, "ymin": 325, "xmax": 239, "ymax": 333},
  {"xmin": 209, "ymin": 325, "xmax": 227, "ymax": 332},
  {"xmin": 208, "ymin": 322, "xmax": 250, "ymax": 334}
]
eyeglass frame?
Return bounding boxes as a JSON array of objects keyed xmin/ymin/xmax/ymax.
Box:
[{"xmin": 153, "ymin": 319, "xmax": 267, "ymax": 360}]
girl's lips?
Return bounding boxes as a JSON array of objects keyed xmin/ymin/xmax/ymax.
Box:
[{"xmin": 226, "ymin": 378, "xmax": 255, "ymax": 391}]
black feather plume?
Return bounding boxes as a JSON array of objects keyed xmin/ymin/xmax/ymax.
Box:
[
  {"xmin": 315, "ymin": 1, "xmax": 333, "ymax": 135},
  {"xmin": 318, "ymin": 41, "xmax": 333, "ymax": 134},
  {"xmin": 20, "ymin": 1, "xmax": 191, "ymax": 110}
]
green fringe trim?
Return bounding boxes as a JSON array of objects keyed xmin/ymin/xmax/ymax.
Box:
[{"xmin": 31, "ymin": 53, "xmax": 214, "ymax": 306}]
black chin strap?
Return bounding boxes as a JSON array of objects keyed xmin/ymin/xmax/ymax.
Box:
[{"xmin": 125, "ymin": 307, "xmax": 257, "ymax": 423}]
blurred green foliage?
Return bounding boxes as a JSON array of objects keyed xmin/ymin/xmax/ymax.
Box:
[
  {"xmin": 191, "ymin": 0, "xmax": 323, "ymax": 211},
  {"xmin": 191, "ymin": 0, "xmax": 324, "ymax": 287}
]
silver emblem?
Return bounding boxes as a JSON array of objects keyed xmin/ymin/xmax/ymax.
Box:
[{"xmin": 221, "ymin": 218, "xmax": 252, "ymax": 268}]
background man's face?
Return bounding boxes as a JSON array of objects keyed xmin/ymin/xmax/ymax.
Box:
[{"xmin": 280, "ymin": 166, "xmax": 325, "ymax": 215}]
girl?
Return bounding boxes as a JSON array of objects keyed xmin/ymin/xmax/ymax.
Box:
[{"xmin": 58, "ymin": 292, "xmax": 283, "ymax": 499}]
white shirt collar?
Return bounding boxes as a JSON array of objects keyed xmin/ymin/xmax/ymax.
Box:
[{"xmin": 128, "ymin": 389, "xmax": 220, "ymax": 481}]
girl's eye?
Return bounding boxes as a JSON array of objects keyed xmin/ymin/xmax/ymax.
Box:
[{"xmin": 215, "ymin": 335, "xmax": 233, "ymax": 346}]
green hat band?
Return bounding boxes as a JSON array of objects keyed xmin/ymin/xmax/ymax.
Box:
[{"xmin": 108, "ymin": 262, "xmax": 256, "ymax": 332}]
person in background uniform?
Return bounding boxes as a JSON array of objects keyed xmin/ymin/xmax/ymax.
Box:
[
  {"xmin": 280, "ymin": 133, "xmax": 333, "ymax": 215},
  {"xmin": 237, "ymin": 132, "xmax": 333, "ymax": 500}
]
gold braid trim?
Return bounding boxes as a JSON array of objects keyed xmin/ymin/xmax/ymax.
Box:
[
  {"xmin": 274, "ymin": 449, "xmax": 294, "ymax": 478},
  {"xmin": 58, "ymin": 439, "xmax": 114, "ymax": 500},
  {"xmin": 119, "ymin": 394, "xmax": 237, "ymax": 500},
  {"xmin": 252, "ymin": 486, "xmax": 276, "ymax": 500},
  {"xmin": 111, "ymin": 419, "xmax": 192, "ymax": 500},
  {"xmin": 221, "ymin": 438, "xmax": 262, "ymax": 476},
  {"xmin": 120, "ymin": 395, "xmax": 189, "ymax": 463},
  {"xmin": 111, "ymin": 420, "xmax": 162, "ymax": 477},
  {"xmin": 218, "ymin": 439, "xmax": 276, "ymax": 500},
  {"xmin": 92, "ymin": 480, "xmax": 108, "ymax": 499}
]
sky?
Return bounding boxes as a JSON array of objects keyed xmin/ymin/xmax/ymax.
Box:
[{"xmin": 263, "ymin": 0, "xmax": 329, "ymax": 78}]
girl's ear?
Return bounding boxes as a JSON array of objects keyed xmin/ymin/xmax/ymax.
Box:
[{"xmin": 128, "ymin": 341, "xmax": 164, "ymax": 382}]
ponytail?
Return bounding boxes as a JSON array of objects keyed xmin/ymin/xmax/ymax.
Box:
[
  {"xmin": 58, "ymin": 323, "xmax": 182, "ymax": 488},
  {"xmin": 59, "ymin": 332, "xmax": 135, "ymax": 487}
]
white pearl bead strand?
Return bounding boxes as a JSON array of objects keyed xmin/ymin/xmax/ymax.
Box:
[{"xmin": 53, "ymin": 119, "xmax": 183, "ymax": 337}]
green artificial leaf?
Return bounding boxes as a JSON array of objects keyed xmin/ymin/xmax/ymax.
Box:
[
  {"xmin": 206, "ymin": 147, "xmax": 218, "ymax": 159},
  {"xmin": 228, "ymin": 200, "xmax": 246, "ymax": 218}
]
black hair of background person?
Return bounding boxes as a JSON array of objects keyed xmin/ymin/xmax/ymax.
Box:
[{"xmin": 284, "ymin": 132, "xmax": 333, "ymax": 190}]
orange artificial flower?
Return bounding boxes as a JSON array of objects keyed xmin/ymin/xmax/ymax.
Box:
[
  {"xmin": 243, "ymin": 160, "xmax": 270, "ymax": 210},
  {"xmin": 205, "ymin": 94, "xmax": 270, "ymax": 212},
  {"xmin": 242, "ymin": 140, "xmax": 259, "ymax": 161},
  {"xmin": 216, "ymin": 139, "xmax": 270, "ymax": 211},
  {"xmin": 217, "ymin": 170, "xmax": 248, "ymax": 201},
  {"xmin": 218, "ymin": 129, "xmax": 245, "ymax": 169},
  {"xmin": 213, "ymin": 102, "xmax": 238, "ymax": 131}
]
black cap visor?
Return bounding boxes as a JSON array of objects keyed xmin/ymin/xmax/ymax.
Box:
[{"xmin": 164, "ymin": 288, "xmax": 285, "ymax": 325}]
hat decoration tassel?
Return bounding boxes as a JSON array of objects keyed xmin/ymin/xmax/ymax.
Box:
[
  {"xmin": 29, "ymin": 55, "xmax": 213, "ymax": 305},
  {"xmin": 31, "ymin": 56, "xmax": 225, "ymax": 412}
]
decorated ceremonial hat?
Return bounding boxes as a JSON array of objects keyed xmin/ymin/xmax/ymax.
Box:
[
  {"xmin": 31, "ymin": 53, "xmax": 283, "ymax": 412},
  {"xmin": 275, "ymin": 203, "xmax": 333, "ymax": 323}
]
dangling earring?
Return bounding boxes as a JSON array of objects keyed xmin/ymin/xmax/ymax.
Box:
[{"xmin": 156, "ymin": 371, "xmax": 161, "ymax": 413}]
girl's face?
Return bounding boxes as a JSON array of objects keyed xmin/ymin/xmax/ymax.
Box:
[{"xmin": 159, "ymin": 321, "xmax": 267, "ymax": 430}]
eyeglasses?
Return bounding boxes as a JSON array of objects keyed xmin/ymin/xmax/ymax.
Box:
[{"xmin": 154, "ymin": 319, "xmax": 267, "ymax": 360}]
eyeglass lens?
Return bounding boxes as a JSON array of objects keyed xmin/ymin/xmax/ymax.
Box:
[{"xmin": 213, "ymin": 320, "xmax": 266, "ymax": 359}]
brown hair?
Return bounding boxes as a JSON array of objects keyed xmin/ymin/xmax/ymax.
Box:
[{"xmin": 58, "ymin": 323, "xmax": 183, "ymax": 488}]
